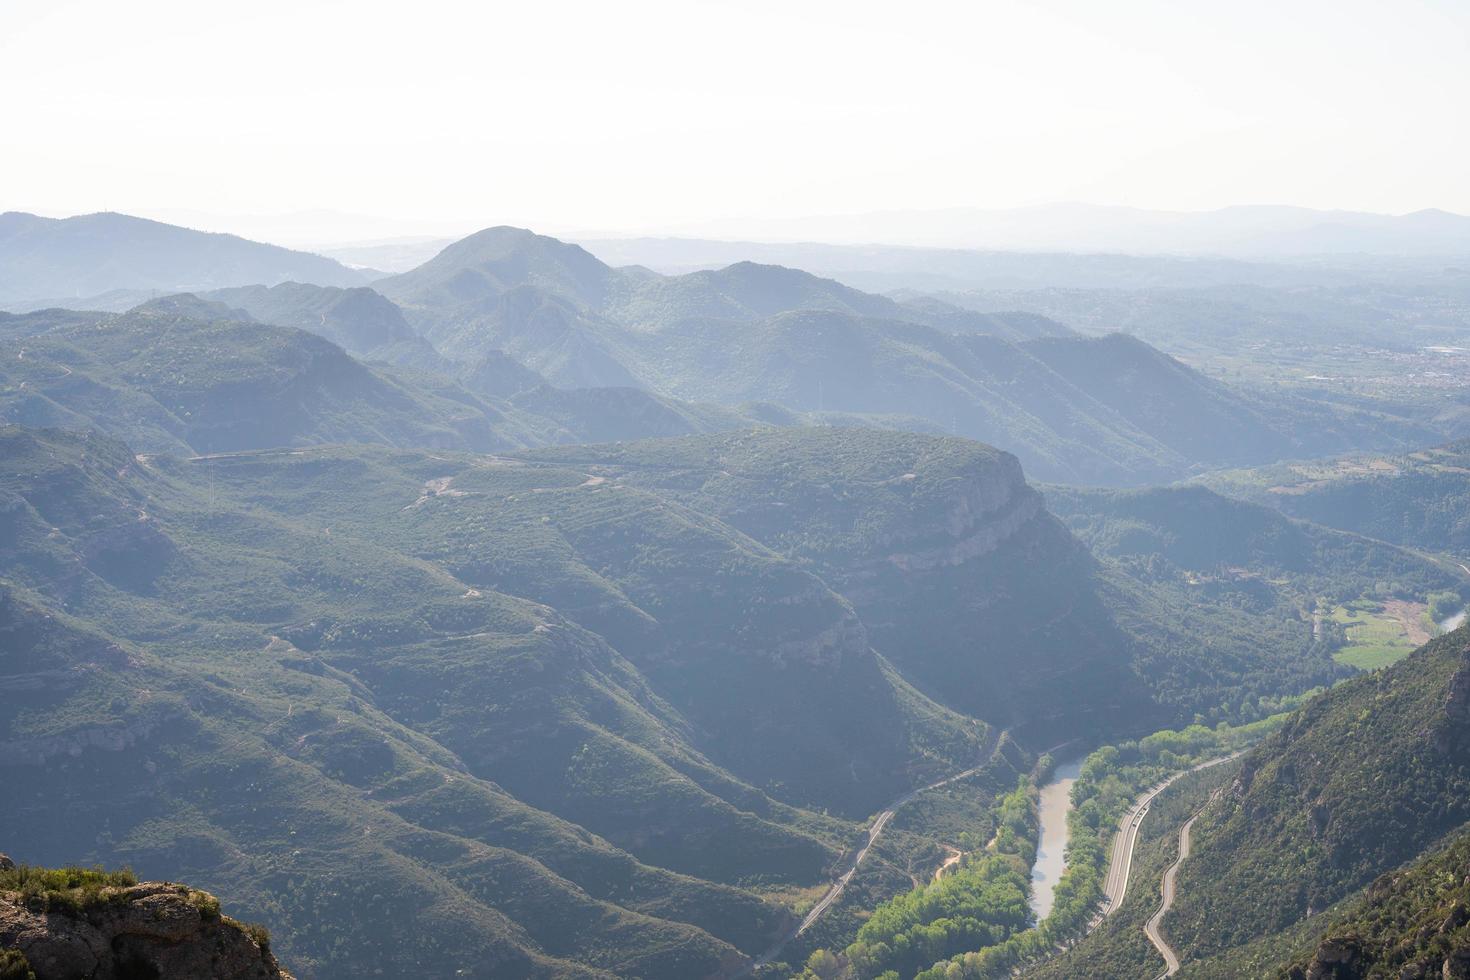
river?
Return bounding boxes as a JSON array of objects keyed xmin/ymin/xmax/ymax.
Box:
[{"xmin": 1030, "ymin": 757, "xmax": 1084, "ymax": 922}]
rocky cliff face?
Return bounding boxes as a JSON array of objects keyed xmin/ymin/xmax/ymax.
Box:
[
  {"xmin": 529, "ymin": 429, "xmax": 1151, "ymax": 736},
  {"xmin": 0, "ymin": 855, "xmax": 292, "ymax": 980}
]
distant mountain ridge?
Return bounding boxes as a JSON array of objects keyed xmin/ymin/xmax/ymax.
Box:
[
  {"xmin": 2, "ymin": 214, "xmax": 1440, "ymax": 483},
  {"xmin": 660, "ymin": 202, "xmax": 1470, "ymax": 257},
  {"xmin": 0, "ymin": 211, "xmax": 368, "ymax": 308},
  {"xmin": 374, "ymin": 226, "xmax": 1428, "ymax": 484},
  {"xmin": 0, "ymin": 302, "xmax": 808, "ymax": 455}
]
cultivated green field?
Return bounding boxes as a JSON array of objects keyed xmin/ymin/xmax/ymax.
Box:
[{"xmin": 1328, "ymin": 601, "xmax": 1421, "ymax": 670}]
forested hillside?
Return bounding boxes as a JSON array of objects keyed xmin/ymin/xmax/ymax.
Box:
[
  {"xmin": 1108, "ymin": 627, "xmax": 1470, "ymax": 972},
  {"xmin": 1047, "ymin": 484, "xmax": 1466, "ymax": 717},
  {"xmin": 0, "ymin": 303, "xmax": 797, "ymax": 456},
  {"xmin": 10, "ymin": 2, "xmax": 1470, "ymax": 978},
  {"xmin": 2, "ymin": 416, "xmax": 1396, "ymax": 977},
  {"xmin": 1202, "ymin": 441, "xmax": 1470, "ymax": 556},
  {"xmin": 1277, "ymin": 827, "xmax": 1470, "ymax": 979}
]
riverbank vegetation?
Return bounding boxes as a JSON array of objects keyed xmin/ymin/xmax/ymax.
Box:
[
  {"xmin": 793, "ymin": 779, "xmax": 1037, "ymax": 980},
  {"xmin": 1024, "ymin": 763, "xmax": 1238, "ymax": 980},
  {"xmin": 793, "ymin": 715, "xmax": 1291, "ymax": 980}
]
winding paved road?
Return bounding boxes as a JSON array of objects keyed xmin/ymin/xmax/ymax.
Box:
[
  {"xmin": 1143, "ymin": 806, "xmax": 1200, "ymax": 978},
  {"xmin": 741, "ymin": 746, "xmax": 1235, "ymax": 976},
  {"xmin": 1097, "ymin": 752, "xmax": 1239, "ymax": 921}
]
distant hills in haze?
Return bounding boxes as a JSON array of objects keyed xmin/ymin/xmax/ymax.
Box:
[
  {"xmin": 660, "ymin": 202, "xmax": 1470, "ymax": 257},
  {"xmin": 0, "ymin": 213, "xmax": 1446, "ymax": 484},
  {"xmin": 368, "ymin": 225, "xmax": 1435, "ymax": 484},
  {"xmin": 320, "ymin": 204, "xmax": 1470, "ymax": 291},
  {"xmin": 0, "ymin": 211, "xmax": 370, "ymax": 308}
]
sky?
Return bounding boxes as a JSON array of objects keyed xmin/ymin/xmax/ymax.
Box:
[{"xmin": 2, "ymin": 0, "xmax": 1467, "ymax": 245}]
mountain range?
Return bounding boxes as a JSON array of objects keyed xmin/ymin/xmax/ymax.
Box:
[
  {"xmin": 5, "ymin": 208, "xmax": 1470, "ymax": 979},
  {"xmin": 1, "ymin": 214, "xmax": 1447, "ymax": 484},
  {"xmin": 0, "ymin": 421, "xmax": 1102, "ymax": 977},
  {"xmin": 370, "ymin": 226, "xmax": 1432, "ymax": 484},
  {"xmin": 0, "ymin": 212, "xmax": 369, "ymax": 309},
  {"xmin": 658, "ymin": 203, "xmax": 1470, "ymax": 257}
]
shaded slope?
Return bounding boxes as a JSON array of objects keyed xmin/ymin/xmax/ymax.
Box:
[
  {"xmin": 0, "ymin": 307, "xmax": 527, "ymax": 454},
  {"xmin": 1156, "ymin": 627, "xmax": 1470, "ymax": 967},
  {"xmin": 185, "ymin": 442, "xmax": 987, "ymax": 818},
  {"xmin": 523, "ymin": 428, "xmax": 1158, "ymax": 740},
  {"xmin": 1201, "ymin": 440, "xmax": 1470, "ymax": 556},
  {"xmin": 205, "ymin": 282, "xmax": 444, "ymax": 369},
  {"xmin": 1045, "ymin": 484, "xmax": 1466, "ymax": 718},
  {"xmin": 0, "ymin": 427, "xmax": 814, "ymax": 978},
  {"xmin": 1277, "ymin": 827, "xmax": 1470, "ymax": 979},
  {"xmin": 2, "ymin": 424, "xmax": 1025, "ymax": 978}
]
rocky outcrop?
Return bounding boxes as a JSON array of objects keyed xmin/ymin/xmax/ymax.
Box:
[
  {"xmin": 0, "ymin": 881, "xmax": 292, "ymax": 980},
  {"xmin": 881, "ymin": 489, "xmax": 1042, "ymax": 574},
  {"xmin": 0, "ymin": 718, "xmax": 160, "ymax": 767},
  {"xmin": 1291, "ymin": 935, "xmax": 1365, "ymax": 979}
]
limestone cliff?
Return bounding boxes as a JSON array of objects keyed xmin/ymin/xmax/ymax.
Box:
[{"xmin": 0, "ymin": 855, "xmax": 292, "ymax": 980}]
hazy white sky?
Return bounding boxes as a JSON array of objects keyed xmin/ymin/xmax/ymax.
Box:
[{"xmin": 2, "ymin": 0, "xmax": 1467, "ymax": 243}]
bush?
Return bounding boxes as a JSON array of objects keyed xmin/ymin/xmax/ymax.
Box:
[
  {"xmin": 188, "ymin": 890, "xmax": 221, "ymax": 921},
  {"xmin": 241, "ymin": 921, "xmax": 272, "ymax": 954},
  {"xmin": 0, "ymin": 865, "xmax": 137, "ymax": 917},
  {"xmin": 0, "ymin": 949, "xmax": 36, "ymax": 980}
]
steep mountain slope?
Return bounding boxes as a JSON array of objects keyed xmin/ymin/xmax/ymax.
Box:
[
  {"xmin": 0, "ymin": 212, "xmax": 366, "ymax": 308},
  {"xmin": 175, "ymin": 440, "xmax": 987, "ymax": 816},
  {"xmin": 1089, "ymin": 626, "xmax": 1470, "ymax": 973},
  {"xmin": 0, "ymin": 306, "xmax": 531, "ymax": 454},
  {"xmin": 595, "ymin": 260, "xmax": 1069, "ymax": 341},
  {"xmin": 1, "ymin": 424, "xmax": 1027, "ymax": 978},
  {"xmin": 611, "ymin": 311, "xmax": 1311, "ymax": 485},
  {"xmin": 1046, "ymin": 484, "xmax": 1463, "ymax": 590},
  {"xmin": 1022, "ymin": 334, "xmax": 1298, "ymax": 463},
  {"xmin": 377, "ymin": 226, "xmax": 618, "ymax": 312},
  {"xmin": 0, "ymin": 429, "xmax": 796, "ymax": 977},
  {"xmin": 205, "ymin": 282, "xmax": 444, "ymax": 369},
  {"xmin": 892, "ymin": 299, "xmax": 1073, "ymax": 342},
  {"xmin": 0, "ymin": 304, "xmax": 795, "ymax": 458},
  {"xmin": 0, "ymin": 579, "xmax": 764, "ymax": 980},
  {"xmin": 2, "ymin": 418, "xmax": 1393, "ymax": 977},
  {"xmin": 527, "ymin": 431, "xmax": 1465, "ymax": 735},
  {"xmin": 525, "ymin": 430, "xmax": 1283, "ymax": 737},
  {"xmin": 1276, "ymin": 827, "xmax": 1470, "ymax": 979}
]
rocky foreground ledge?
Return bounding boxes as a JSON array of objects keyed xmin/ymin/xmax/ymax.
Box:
[{"xmin": 0, "ymin": 853, "xmax": 292, "ymax": 980}]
